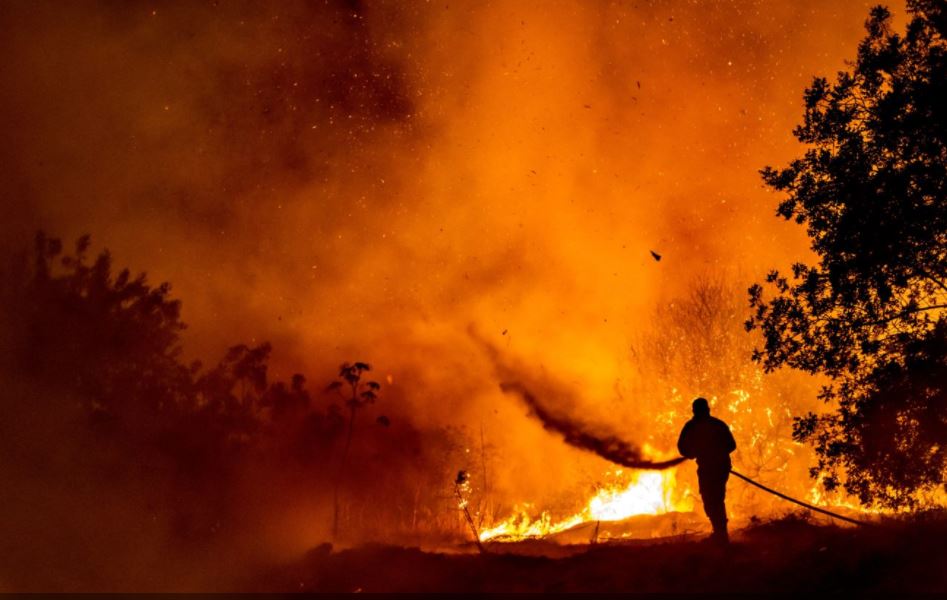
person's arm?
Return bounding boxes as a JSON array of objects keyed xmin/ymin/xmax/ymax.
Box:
[
  {"xmin": 725, "ymin": 424, "xmax": 736, "ymax": 454},
  {"xmin": 677, "ymin": 422, "xmax": 695, "ymax": 458}
]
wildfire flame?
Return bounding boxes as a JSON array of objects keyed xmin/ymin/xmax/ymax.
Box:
[
  {"xmin": 480, "ymin": 469, "xmax": 690, "ymax": 542},
  {"xmin": 477, "ymin": 388, "xmax": 898, "ymax": 544}
]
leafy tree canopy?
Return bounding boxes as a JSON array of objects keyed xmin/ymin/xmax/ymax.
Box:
[{"xmin": 747, "ymin": 0, "xmax": 947, "ymax": 508}]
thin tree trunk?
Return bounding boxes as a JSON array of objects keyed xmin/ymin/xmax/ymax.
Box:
[
  {"xmin": 478, "ymin": 423, "xmax": 489, "ymax": 528},
  {"xmin": 455, "ymin": 484, "xmax": 486, "ymax": 554},
  {"xmin": 332, "ymin": 398, "xmax": 358, "ymax": 539}
]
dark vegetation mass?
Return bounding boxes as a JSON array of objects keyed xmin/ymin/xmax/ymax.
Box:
[
  {"xmin": 0, "ymin": 232, "xmax": 478, "ymax": 590},
  {"xmin": 747, "ymin": 0, "xmax": 947, "ymax": 508}
]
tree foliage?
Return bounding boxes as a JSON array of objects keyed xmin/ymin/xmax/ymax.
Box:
[
  {"xmin": 0, "ymin": 233, "xmax": 355, "ymax": 536},
  {"xmin": 747, "ymin": 1, "xmax": 947, "ymax": 507},
  {"xmin": 0, "ymin": 232, "xmax": 491, "ymax": 556},
  {"xmin": 325, "ymin": 361, "xmax": 381, "ymax": 538}
]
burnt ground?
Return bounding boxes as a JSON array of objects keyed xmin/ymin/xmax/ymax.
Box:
[{"xmin": 251, "ymin": 513, "xmax": 947, "ymax": 593}]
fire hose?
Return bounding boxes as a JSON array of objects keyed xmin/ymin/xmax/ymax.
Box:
[
  {"xmin": 729, "ymin": 469, "xmax": 868, "ymax": 526},
  {"xmin": 492, "ymin": 378, "xmax": 870, "ymax": 528}
]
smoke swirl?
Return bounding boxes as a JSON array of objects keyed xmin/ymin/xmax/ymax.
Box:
[{"xmin": 498, "ymin": 381, "xmax": 686, "ymax": 470}]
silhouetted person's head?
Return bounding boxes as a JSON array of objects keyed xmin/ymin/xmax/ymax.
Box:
[{"xmin": 692, "ymin": 397, "xmax": 710, "ymax": 418}]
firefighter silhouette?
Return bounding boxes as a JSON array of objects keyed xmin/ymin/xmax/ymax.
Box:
[{"xmin": 677, "ymin": 397, "xmax": 737, "ymax": 544}]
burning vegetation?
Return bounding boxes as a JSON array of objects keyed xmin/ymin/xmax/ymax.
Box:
[{"xmin": 1, "ymin": 0, "xmax": 945, "ymax": 593}]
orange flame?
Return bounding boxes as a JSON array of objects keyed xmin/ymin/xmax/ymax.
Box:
[{"xmin": 480, "ymin": 469, "xmax": 690, "ymax": 542}]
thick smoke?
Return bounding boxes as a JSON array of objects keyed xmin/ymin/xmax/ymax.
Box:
[{"xmin": 499, "ymin": 381, "xmax": 686, "ymax": 470}]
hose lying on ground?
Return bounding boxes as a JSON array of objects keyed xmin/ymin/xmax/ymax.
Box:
[{"xmin": 730, "ymin": 469, "xmax": 868, "ymax": 526}]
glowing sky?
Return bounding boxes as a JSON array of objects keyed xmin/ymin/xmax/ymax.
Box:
[{"xmin": 1, "ymin": 0, "xmax": 900, "ymax": 481}]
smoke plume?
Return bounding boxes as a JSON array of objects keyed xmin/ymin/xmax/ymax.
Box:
[
  {"xmin": 499, "ymin": 381, "xmax": 686, "ymax": 470},
  {"xmin": 474, "ymin": 329, "xmax": 684, "ymax": 470}
]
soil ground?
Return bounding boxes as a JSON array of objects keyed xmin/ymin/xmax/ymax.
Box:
[{"xmin": 253, "ymin": 513, "xmax": 947, "ymax": 593}]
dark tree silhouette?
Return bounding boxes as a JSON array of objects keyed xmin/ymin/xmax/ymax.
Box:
[
  {"xmin": 0, "ymin": 233, "xmax": 354, "ymax": 538},
  {"xmin": 3, "ymin": 232, "xmax": 192, "ymax": 430},
  {"xmin": 195, "ymin": 342, "xmax": 272, "ymax": 437},
  {"xmin": 0, "ymin": 231, "xmax": 499, "ymax": 584},
  {"xmin": 325, "ymin": 361, "xmax": 381, "ymax": 537},
  {"xmin": 747, "ymin": 1, "xmax": 947, "ymax": 507},
  {"xmin": 263, "ymin": 373, "xmax": 312, "ymax": 420}
]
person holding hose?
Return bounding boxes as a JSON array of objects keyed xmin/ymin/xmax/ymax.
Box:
[{"xmin": 677, "ymin": 397, "xmax": 737, "ymax": 545}]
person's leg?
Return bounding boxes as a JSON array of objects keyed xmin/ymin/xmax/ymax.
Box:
[
  {"xmin": 718, "ymin": 471, "xmax": 730, "ymax": 541},
  {"xmin": 699, "ymin": 471, "xmax": 729, "ymax": 542},
  {"xmin": 698, "ymin": 474, "xmax": 717, "ymax": 529}
]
